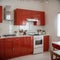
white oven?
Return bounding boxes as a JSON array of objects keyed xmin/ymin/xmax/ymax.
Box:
[{"xmin": 33, "ymin": 35, "xmax": 43, "ymax": 54}]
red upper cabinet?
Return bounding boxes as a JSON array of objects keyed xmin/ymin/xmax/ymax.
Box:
[
  {"xmin": 39, "ymin": 12, "xmax": 45, "ymax": 26},
  {"xmin": 14, "ymin": 9, "xmax": 23, "ymax": 25},
  {"xmin": 14, "ymin": 9, "xmax": 45, "ymax": 25},
  {"xmin": 27, "ymin": 10, "xmax": 45, "ymax": 26},
  {"xmin": 30, "ymin": 11, "xmax": 45, "ymax": 26},
  {"xmin": 0, "ymin": 6, "xmax": 2, "ymax": 23},
  {"xmin": 14, "ymin": 9, "xmax": 26, "ymax": 25}
]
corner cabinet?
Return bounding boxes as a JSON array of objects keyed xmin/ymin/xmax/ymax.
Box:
[
  {"xmin": 14, "ymin": 9, "xmax": 45, "ymax": 26},
  {"xmin": 43, "ymin": 35, "xmax": 49, "ymax": 51},
  {"xmin": 0, "ymin": 6, "xmax": 2, "ymax": 23}
]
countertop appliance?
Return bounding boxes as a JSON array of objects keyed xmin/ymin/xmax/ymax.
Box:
[{"xmin": 33, "ymin": 35, "xmax": 43, "ymax": 54}]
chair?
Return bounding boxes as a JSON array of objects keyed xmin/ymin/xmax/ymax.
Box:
[{"xmin": 50, "ymin": 50, "xmax": 60, "ymax": 60}]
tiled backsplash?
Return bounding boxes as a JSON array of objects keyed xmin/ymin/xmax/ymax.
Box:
[{"xmin": 0, "ymin": 20, "xmax": 45, "ymax": 35}]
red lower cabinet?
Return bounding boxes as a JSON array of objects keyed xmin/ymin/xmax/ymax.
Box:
[
  {"xmin": 19, "ymin": 37, "xmax": 33, "ymax": 56},
  {"xmin": 4, "ymin": 38, "xmax": 13, "ymax": 59},
  {"xmin": 0, "ymin": 37, "xmax": 33, "ymax": 59},
  {"xmin": 13, "ymin": 38, "xmax": 22, "ymax": 57},
  {"xmin": 43, "ymin": 36, "xmax": 49, "ymax": 51},
  {"xmin": 13, "ymin": 48, "xmax": 21, "ymax": 57},
  {"xmin": 26, "ymin": 37, "xmax": 33, "ymax": 54},
  {"xmin": 0, "ymin": 39, "xmax": 5, "ymax": 60}
]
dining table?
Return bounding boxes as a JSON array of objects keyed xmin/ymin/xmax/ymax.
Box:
[{"xmin": 52, "ymin": 41, "xmax": 60, "ymax": 50}]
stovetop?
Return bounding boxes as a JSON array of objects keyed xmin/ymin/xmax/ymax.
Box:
[
  {"xmin": 2, "ymin": 34, "xmax": 16, "ymax": 37},
  {"xmin": 28, "ymin": 34, "xmax": 40, "ymax": 36}
]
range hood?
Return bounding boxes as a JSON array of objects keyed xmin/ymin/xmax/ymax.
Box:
[{"xmin": 27, "ymin": 18, "xmax": 38, "ymax": 22}]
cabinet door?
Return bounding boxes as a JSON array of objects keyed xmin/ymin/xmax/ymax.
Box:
[
  {"xmin": 0, "ymin": 39, "xmax": 5, "ymax": 59},
  {"xmin": 26, "ymin": 37, "xmax": 33, "ymax": 54},
  {"xmin": 13, "ymin": 38, "xmax": 22, "ymax": 57},
  {"xmin": 30, "ymin": 11, "xmax": 45, "ymax": 26},
  {"xmin": 32, "ymin": 11, "xmax": 40, "ymax": 25},
  {"xmin": 39, "ymin": 12, "xmax": 45, "ymax": 25},
  {"xmin": 0, "ymin": 6, "xmax": 2, "ymax": 23},
  {"xmin": 4, "ymin": 38, "xmax": 13, "ymax": 59},
  {"xmin": 21, "ymin": 37, "xmax": 27, "ymax": 55},
  {"xmin": 14, "ymin": 9, "xmax": 23, "ymax": 25},
  {"xmin": 43, "ymin": 36, "xmax": 49, "ymax": 51},
  {"xmin": 22, "ymin": 10, "xmax": 31, "ymax": 24}
]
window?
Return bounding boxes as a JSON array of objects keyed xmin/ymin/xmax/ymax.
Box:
[{"xmin": 57, "ymin": 13, "xmax": 60, "ymax": 36}]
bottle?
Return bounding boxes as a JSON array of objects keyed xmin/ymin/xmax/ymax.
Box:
[{"xmin": 42, "ymin": 30, "xmax": 46, "ymax": 35}]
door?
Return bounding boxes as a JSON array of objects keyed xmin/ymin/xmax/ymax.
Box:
[{"xmin": 4, "ymin": 38, "xmax": 13, "ymax": 59}]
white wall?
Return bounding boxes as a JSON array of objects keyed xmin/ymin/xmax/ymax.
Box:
[
  {"xmin": 0, "ymin": 0, "xmax": 45, "ymax": 35},
  {"xmin": 43, "ymin": 0, "xmax": 60, "ymax": 48},
  {"xmin": 0, "ymin": 0, "xmax": 44, "ymax": 11}
]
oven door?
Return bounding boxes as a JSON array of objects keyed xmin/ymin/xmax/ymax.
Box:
[{"xmin": 34, "ymin": 36, "xmax": 43, "ymax": 48}]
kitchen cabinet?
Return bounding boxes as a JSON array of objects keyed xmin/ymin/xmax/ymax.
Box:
[
  {"xmin": 14, "ymin": 9, "xmax": 45, "ymax": 25},
  {"xmin": 13, "ymin": 37, "xmax": 22, "ymax": 57},
  {"xmin": 23, "ymin": 37, "xmax": 33, "ymax": 55},
  {"xmin": 29, "ymin": 11, "xmax": 38, "ymax": 19},
  {"xmin": 17, "ymin": 37, "xmax": 33, "ymax": 56},
  {"xmin": 14, "ymin": 9, "xmax": 27, "ymax": 25},
  {"xmin": 39, "ymin": 12, "xmax": 45, "ymax": 25},
  {"xmin": 43, "ymin": 36, "xmax": 49, "ymax": 51},
  {"xmin": 0, "ymin": 36, "xmax": 33, "ymax": 59},
  {"xmin": 30, "ymin": 11, "xmax": 45, "ymax": 26},
  {"xmin": 0, "ymin": 39, "xmax": 5, "ymax": 60},
  {"xmin": 0, "ymin": 6, "xmax": 2, "ymax": 23},
  {"xmin": 13, "ymin": 37, "xmax": 33, "ymax": 57},
  {"xmin": 14, "ymin": 9, "xmax": 23, "ymax": 25},
  {"xmin": 21, "ymin": 10, "xmax": 31, "ymax": 24},
  {"xmin": 4, "ymin": 38, "xmax": 13, "ymax": 59}
]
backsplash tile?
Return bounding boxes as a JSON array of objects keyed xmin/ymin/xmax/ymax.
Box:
[{"xmin": 0, "ymin": 20, "xmax": 45, "ymax": 35}]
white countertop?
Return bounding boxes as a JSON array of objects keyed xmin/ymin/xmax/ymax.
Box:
[
  {"xmin": 0, "ymin": 35, "xmax": 33, "ymax": 39},
  {"xmin": 0, "ymin": 34, "xmax": 49, "ymax": 39},
  {"xmin": 52, "ymin": 41, "xmax": 60, "ymax": 46}
]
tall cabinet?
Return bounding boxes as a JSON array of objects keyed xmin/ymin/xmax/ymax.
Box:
[
  {"xmin": 43, "ymin": 36, "xmax": 49, "ymax": 51},
  {"xmin": 0, "ymin": 6, "xmax": 2, "ymax": 23}
]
